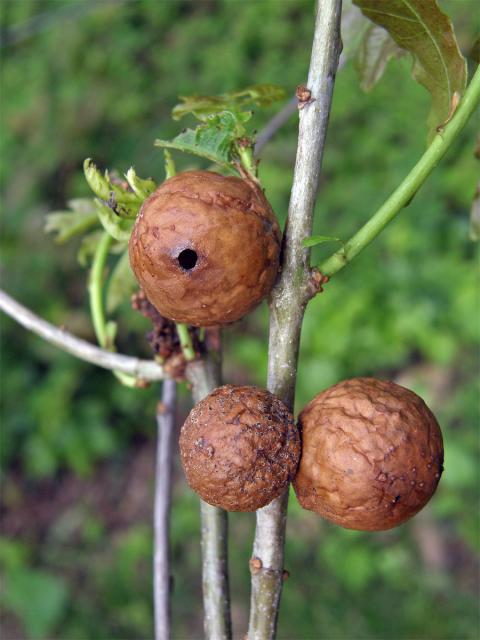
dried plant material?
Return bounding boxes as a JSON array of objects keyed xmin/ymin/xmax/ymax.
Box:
[{"xmin": 179, "ymin": 385, "xmax": 300, "ymax": 511}]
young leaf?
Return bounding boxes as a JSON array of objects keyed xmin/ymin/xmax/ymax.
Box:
[
  {"xmin": 125, "ymin": 168, "xmax": 156, "ymax": 200},
  {"xmin": 155, "ymin": 112, "xmax": 237, "ymax": 169},
  {"xmin": 84, "ymin": 159, "xmax": 142, "ymax": 206},
  {"xmin": 94, "ymin": 199, "xmax": 134, "ymax": 242},
  {"xmin": 230, "ymin": 84, "xmax": 287, "ymax": 106},
  {"xmin": 171, "ymin": 84, "xmax": 286, "ymax": 121},
  {"xmin": 45, "ymin": 207, "xmax": 99, "ymax": 243},
  {"xmin": 106, "ymin": 249, "xmax": 138, "ymax": 313},
  {"xmin": 356, "ymin": 24, "xmax": 405, "ymax": 91},
  {"xmin": 77, "ymin": 230, "xmax": 104, "ymax": 267},
  {"xmin": 353, "ymin": 0, "xmax": 468, "ymax": 138},
  {"xmin": 302, "ymin": 235, "xmax": 342, "ymax": 248}
]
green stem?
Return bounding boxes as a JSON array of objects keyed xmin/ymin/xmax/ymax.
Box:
[
  {"xmin": 88, "ymin": 232, "xmax": 112, "ymax": 348},
  {"xmin": 319, "ymin": 66, "xmax": 480, "ymax": 278},
  {"xmin": 164, "ymin": 150, "xmax": 176, "ymax": 180},
  {"xmin": 88, "ymin": 231, "xmax": 137, "ymax": 387},
  {"xmin": 237, "ymin": 144, "xmax": 257, "ymax": 177},
  {"xmin": 177, "ymin": 323, "xmax": 196, "ymax": 361}
]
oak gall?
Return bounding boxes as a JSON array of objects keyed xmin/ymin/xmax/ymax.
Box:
[
  {"xmin": 293, "ymin": 378, "xmax": 444, "ymax": 531},
  {"xmin": 128, "ymin": 171, "xmax": 281, "ymax": 327},
  {"xmin": 179, "ymin": 385, "xmax": 300, "ymax": 512}
]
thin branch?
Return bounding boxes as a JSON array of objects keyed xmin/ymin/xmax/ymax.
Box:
[
  {"xmin": 0, "ymin": 289, "xmax": 165, "ymax": 382},
  {"xmin": 254, "ymin": 54, "xmax": 347, "ymax": 158},
  {"xmin": 254, "ymin": 97, "xmax": 297, "ymax": 157},
  {"xmin": 319, "ymin": 65, "xmax": 480, "ymax": 277},
  {"xmin": 154, "ymin": 379, "xmax": 176, "ymax": 640},
  {"xmin": 248, "ymin": 2, "xmax": 343, "ymax": 639},
  {"xmin": 186, "ymin": 347, "xmax": 232, "ymax": 640}
]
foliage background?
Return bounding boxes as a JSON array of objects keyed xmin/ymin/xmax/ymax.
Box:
[{"xmin": 0, "ymin": 1, "xmax": 478, "ymax": 638}]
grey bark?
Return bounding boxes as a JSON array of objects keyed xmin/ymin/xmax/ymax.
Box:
[
  {"xmin": 186, "ymin": 354, "xmax": 232, "ymax": 640},
  {"xmin": 248, "ymin": 2, "xmax": 343, "ymax": 638},
  {"xmin": 0, "ymin": 289, "xmax": 165, "ymax": 381},
  {"xmin": 154, "ymin": 379, "xmax": 177, "ymax": 640}
]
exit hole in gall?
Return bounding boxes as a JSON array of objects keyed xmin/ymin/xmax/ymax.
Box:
[{"xmin": 178, "ymin": 249, "xmax": 198, "ymax": 270}]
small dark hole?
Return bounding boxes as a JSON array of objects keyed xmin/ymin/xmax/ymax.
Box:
[{"xmin": 178, "ymin": 249, "xmax": 197, "ymax": 270}]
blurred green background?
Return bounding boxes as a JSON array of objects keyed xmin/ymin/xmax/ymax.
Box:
[{"xmin": 1, "ymin": 1, "xmax": 479, "ymax": 639}]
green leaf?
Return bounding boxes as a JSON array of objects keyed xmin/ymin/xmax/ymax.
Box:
[
  {"xmin": 45, "ymin": 201, "xmax": 99, "ymax": 243},
  {"xmin": 302, "ymin": 235, "xmax": 342, "ymax": 248},
  {"xmin": 356, "ymin": 24, "xmax": 405, "ymax": 91},
  {"xmin": 171, "ymin": 84, "xmax": 286, "ymax": 121},
  {"xmin": 125, "ymin": 167, "xmax": 156, "ymax": 200},
  {"xmin": 469, "ymin": 181, "xmax": 480, "ymax": 241},
  {"xmin": 94, "ymin": 199, "xmax": 134, "ymax": 242},
  {"xmin": 107, "ymin": 249, "xmax": 138, "ymax": 313},
  {"xmin": 77, "ymin": 230, "xmax": 104, "ymax": 267},
  {"xmin": 353, "ymin": 0, "xmax": 468, "ymax": 138},
  {"xmin": 84, "ymin": 158, "xmax": 142, "ymax": 206},
  {"xmin": 230, "ymin": 84, "xmax": 287, "ymax": 106},
  {"xmin": 155, "ymin": 111, "xmax": 241, "ymax": 169}
]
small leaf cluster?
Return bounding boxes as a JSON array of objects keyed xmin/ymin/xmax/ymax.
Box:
[{"xmin": 156, "ymin": 84, "xmax": 286, "ymax": 174}]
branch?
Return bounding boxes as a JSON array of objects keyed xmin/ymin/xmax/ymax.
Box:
[
  {"xmin": 248, "ymin": 2, "xmax": 343, "ymax": 639},
  {"xmin": 186, "ymin": 345, "xmax": 232, "ymax": 640},
  {"xmin": 254, "ymin": 52, "xmax": 347, "ymax": 158},
  {"xmin": 154, "ymin": 378, "xmax": 176, "ymax": 640},
  {"xmin": 254, "ymin": 97, "xmax": 297, "ymax": 157},
  {"xmin": 0, "ymin": 289, "xmax": 165, "ymax": 382},
  {"xmin": 319, "ymin": 65, "xmax": 480, "ymax": 278}
]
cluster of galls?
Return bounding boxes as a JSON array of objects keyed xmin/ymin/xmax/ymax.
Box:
[
  {"xmin": 129, "ymin": 171, "xmax": 444, "ymax": 531},
  {"xmin": 179, "ymin": 379, "xmax": 443, "ymax": 531}
]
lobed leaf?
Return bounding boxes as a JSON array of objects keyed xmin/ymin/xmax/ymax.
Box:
[
  {"xmin": 172, "ymin": 84, "xmax": 286, "ymax": 121},
  {"xmin": 353, "ymin": 0, "xmax": 468, "ymax": 138},
  {"xmin": 156, "ymin": 125, "xmax": 234, "ymax": 170},
  {"xmin": 45, "ymin": 199, "xmax": 99, "ymax": 243}
]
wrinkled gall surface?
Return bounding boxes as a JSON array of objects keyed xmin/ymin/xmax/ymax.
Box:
[
  {"xmin": 128, "ymin": 170, "xmax": 281, "ymax": 327},
  {"xmin": 179, "ymin": 385, "xmax": 300, "ymax": 511},
  {"xmin": 293, "ymin": 378, "xmax": 444, "ymax": 531}
]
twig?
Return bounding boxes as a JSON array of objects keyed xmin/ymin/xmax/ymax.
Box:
[
  {"xmin": 253, "ymin": 53, "xmax": 347, "ymax": 158},
  {"xmin": 0, "ymin": 289, "xmax": 165, "ymax": 381},
  {"xmin": 154, "ymin": 378, "xmax": 177, "ymax": 640},
  {"xmin": 186, "ymin": 347, "xmax": 232, "ymax": 640},
  {"xmin": 319, "ymin": 65, "xmax": 480, "ymax": 277},
  {"xmin": 176, "ymin": 323, "xmax": 196, "ymax": 361},
  {"xmin": 248, "ymin": 2, "xmax": 343, "ymax": 639},
  {"xmin": 254, "ymin": 97, "xmax": 297, "ymax": 157}
]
